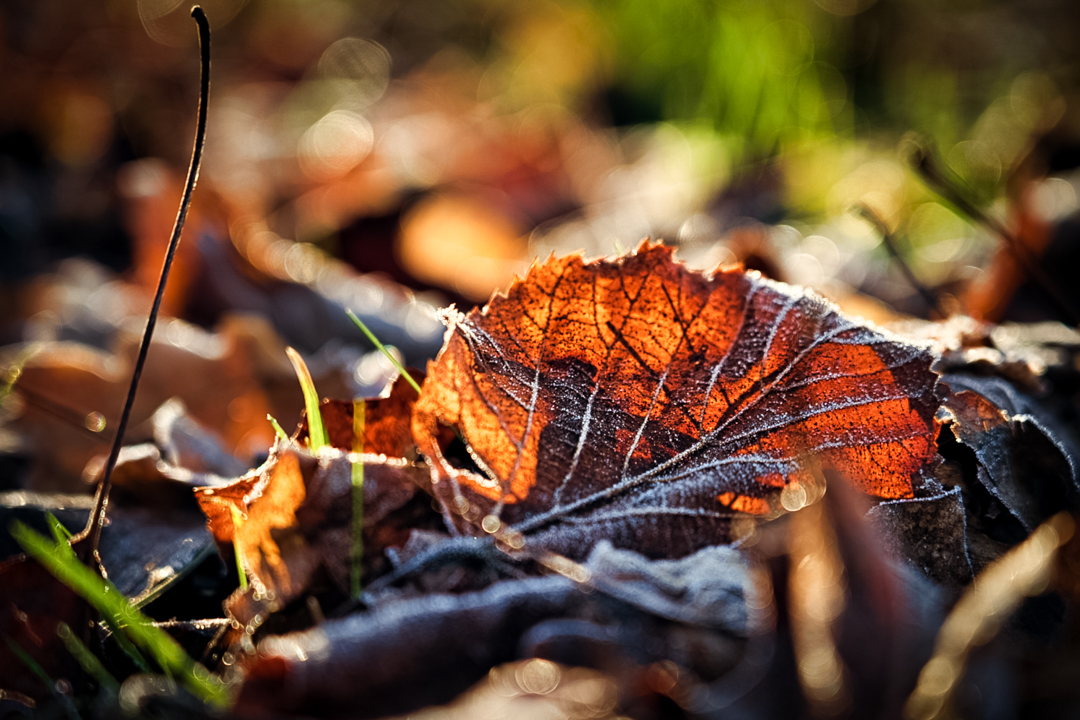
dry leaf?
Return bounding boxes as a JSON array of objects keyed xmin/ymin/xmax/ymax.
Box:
[
  {"xmin": 413, "ymin": 242, "xmax": 942, "ymax": 558},
  {"xmin": 195, "ymin": 447, "xmax": 316, "ymax": 605},
  {"xmin": 236, "ymin": 541, "xmax": 758, "ymax": 719},
  {"xmin": 940, "ymin": 377, "xmax": 1080, "ymax": 532},
  {"xmin": 10, "ymin": 314, "xmax": 353, "ymax": 491},
  {"xmin": 295, "ymin": 370, "xmax": 425, "ymax": 458},
  {"xmin": 195, "ymin": 375, "xmax": 433, "ymax": 608}
]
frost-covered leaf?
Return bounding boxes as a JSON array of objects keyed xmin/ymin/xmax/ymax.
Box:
[
  {"xmin": 867, "ymin": 486, "xmax": 974, "ymax": 590},
  {"xmin": 235, "ymin": 541, "xmax": 759, "ymax": 719},
  {"xmin": 412, "ymin": 242, "xmax": 942, "ymax": 558},
  {"xmin": 940, "ymin": 375, "xmax": 1080, "ymax": 532}
]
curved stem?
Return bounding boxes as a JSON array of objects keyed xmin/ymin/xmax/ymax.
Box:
[{"xmin": 81, "ymin": 7, "xmax": 211, "ymax": 564}]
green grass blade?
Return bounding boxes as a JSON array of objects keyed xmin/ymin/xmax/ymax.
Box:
[
  {"xmin": 5, "ymin": 636, "xmax": 83, "ymax": 719},
  {"xmin": 267, "ymin": 414, "xmax": 288, "ymax": 441},
  {"xmin": 47, "ymin": 513, "xmax": 73, "ymax": 543},
  {"xmin": 229, "ymin": 506, "xmax": 248, "ymax": 591},
  {"xmin": 286, "ymin": 347, "xmax": 328, "ymax": 451},
  {"xmin": 42, "ymin": 515, "xmax": 152, "ymax": 672},
  {"xmin": 57, "ymin": 623, "xmax": 119, "ymax": 694},
  {"xmin": 101, "ymin": 615, "xmax": 151, "ymax": 674},
  {"xmin": 346, "ymin": 309, "xmax": 422, "ymax": 394},
  {"xmin": 350, "ymin": 399, "xmax": 365, "ymax": 599},
  {"xmin": 11, "ymin": 519, "xmax": 230, "ymax": 708},
  {"xmin": 5, "ymin": 635, "xmax": 54, "ymax": 689}
]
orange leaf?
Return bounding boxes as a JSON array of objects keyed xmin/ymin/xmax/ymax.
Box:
[
  {"xmin": 412, "ymin": 242, "xmax": 942, "ymax": 557},
  {"xmin": 195, "ymin": 448, "xmax": 317, "ymax": 602},
  {"xmin": 195, "ymin": 373, "xmax": 432, "ymax": 606},
  {"xmin": 295, "ymin": 370, "xmax": 425, "ymax": 458}
]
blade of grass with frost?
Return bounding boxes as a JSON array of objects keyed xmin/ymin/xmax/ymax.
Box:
[
  {"xmin": 102, "ymin": 614, "xmax": 152, "ymax": 674},
  {"xmin": 351, "ymin": 398, "xmax": 365, "ymax": 598},
  {"xmin": 49, "ymin": 514, "xmax": 73, "ymax": 542},
  {"xmin": 267, "ymin": 413, "xmax": 288, "ymax": 441},
  {"xmin": 11, "ymin": 517, "xmax": 230, "ymax": 708},
  {"xmin": 346, "ymin": 309, "xmax": 422, "ymax": 394},
  {"xmin": 58, "ymin": 622, "xmax": 119, "ymax": 695},
  {"xmin": 286, "ymin": 347, "xmax": 328, "ymax": 451},
  {"xmin": 47, "ymin": 515, "xmax": 150, "ymax": 672}
]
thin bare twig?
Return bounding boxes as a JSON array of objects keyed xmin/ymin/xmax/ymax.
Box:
[
  {"xmin": 908, "ymin": 142, "xmax": 1080, "ymax": 327},
  {"xmin": 81, "ymin": 7, "xmax": 211, "ymax": 565},
  {"xmin": 856, "ymin": 204, "xmax": 942, "ymax": 316}
]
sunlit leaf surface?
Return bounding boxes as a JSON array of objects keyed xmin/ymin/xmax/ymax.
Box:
[{"xmin": 413, "ymin": 242, "xmax": 941, "ymax": 557}]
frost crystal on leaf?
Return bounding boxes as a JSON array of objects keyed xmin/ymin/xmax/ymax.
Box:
[{"xmin": 413, "ymin": 241, "xmax": 941, "ymax": 558}]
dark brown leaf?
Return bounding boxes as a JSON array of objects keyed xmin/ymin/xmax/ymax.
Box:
[
  {"xmin": 235, "ymin": 541, "xmax": 758, "ymax": 719},
  {"xmin": 867, "ymin": 486, "xmax": 974, "ymax": 590},
  {"xmin": 940, "ymin": 376, "xmax": 1080, "ymax": 532}
]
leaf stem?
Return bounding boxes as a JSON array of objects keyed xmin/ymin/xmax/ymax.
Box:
[
  {"xmin": 856, "ymin": 204, "xmax": 941, "ymax": 315},
  {"xmin": 351, "ymin": 399, "xmax": 365, "ymax": 598}
]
